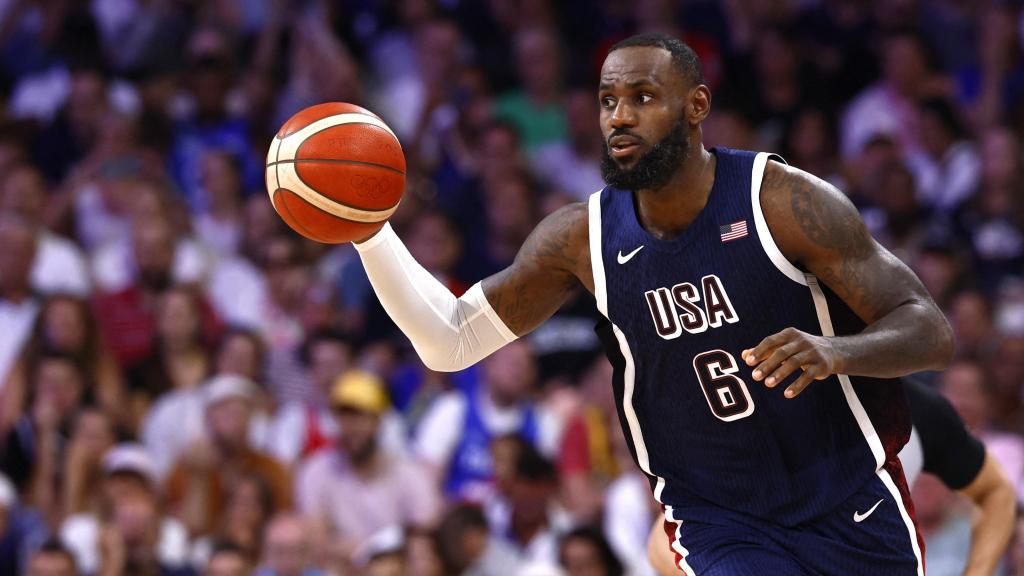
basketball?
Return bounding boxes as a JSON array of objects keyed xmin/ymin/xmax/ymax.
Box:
[{"xmin": 265, "ymin": 102, "xmax": 405, "ymax": 243}]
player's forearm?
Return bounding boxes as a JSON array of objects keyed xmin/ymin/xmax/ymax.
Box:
[
  {"xmin": 354, "ymin": 223, "xmax": 516, "ymax": 371},
  {"xmin": 963, "ymin": 477, "xmax": 1016, "ymax": 576},
  {"xmin": 831, "ymin": 300, "xmax": 953, "ymax": 378}
]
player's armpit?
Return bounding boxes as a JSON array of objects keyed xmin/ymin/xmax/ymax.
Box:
[
  {"xmin": 753, "ymin": 161, "xmax": 952, "ymax": 381},
  {"xmin": 482, "ymin": 202, "xmax": 591, "ymax": 336}
]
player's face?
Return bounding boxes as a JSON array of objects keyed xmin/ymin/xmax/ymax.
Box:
[{"xmin": 599, "ymin": 47, "xmax": 690, "ymax": 190}]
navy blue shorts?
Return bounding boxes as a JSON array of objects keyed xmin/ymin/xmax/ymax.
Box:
[{"xmin": 661, "ymin": 461, "xmax": 925, "ymax": 575}]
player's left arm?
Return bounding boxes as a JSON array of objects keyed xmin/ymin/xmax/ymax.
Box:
[
  {"xmin": 958, "ymin": 452, "xmax": 1016, "ymax": 576},
  {"xmin": 743, "ymin": 161, "xmax": 954, "ymax": 397}
]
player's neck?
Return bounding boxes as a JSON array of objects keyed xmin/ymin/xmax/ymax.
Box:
[{"xmin": 634, "ymin": 145, "xmax": 716, "ymax": 241}]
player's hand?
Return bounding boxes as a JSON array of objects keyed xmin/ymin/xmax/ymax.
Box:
[{"xmin": 741, "ymin": 328, "xmax": 842, "ymax": 398}]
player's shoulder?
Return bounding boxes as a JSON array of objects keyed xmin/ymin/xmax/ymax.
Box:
[
  {"xmin": 522, "ymin": 200, "xmax": 590, "ymax": 263},
  {"xmin": 761, "ymin": 158, "xmax": 843, "ymax": 202},
  {"xmin": 758, "ymin": 157, "xmax": 867, "ymax": 262}
]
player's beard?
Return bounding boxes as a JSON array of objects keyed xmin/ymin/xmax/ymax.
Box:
[{"xmin": 601, "ymin": 119, "xmax": 690, "ymax": 191}]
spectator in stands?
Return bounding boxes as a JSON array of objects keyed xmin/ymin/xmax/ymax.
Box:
[
  {"xmin": 841, "ymin": 30, "xmax": 948, "ymax": 159},
  {"xmin": 95, "ymin": 488, "xmax": 197, "ymax": 576},
  {"xmin": 0, "ymin": 216, "xmax": 40, "ymax": 398},
  {"xmin": 942, "ymin": 361, "xmax": 1024, "ymax": 501},
  {"xmin": 436, "ymin": 503, "xmax": 521, "ymax": 576},
  {"xmin": 193, "ymin": 150, "xmax": 246, "ymax": 257},
  {"xmin": 0, "ymin": 473, "xmax": 47, "ymax": 575},
  {"xmin": 166, "ymin": 376, "xmax": 291, "ymax": 538},
  {"xmin": 531, "ymin": 88, "xmax": 605, "ymax": 200},
  {"xmin": 92, "ymin": 214, "xmax": 216, "ymax": 367},
  {"xmin": 269, "ymin": 329, "xmax": 354, "ymax": 464},
  {"xmin": 909, "ymin": 98, "xmax": 980, "ymax": 214},
  {"xmin": 959, "ymin": 127, "xmax": 1024, "ymax": 291},
  {"xmin": 60, "ymin": 407, "xmax": 117, "ymax": 517},
  {"xmin": 490, "ymin": 443, "xmax": 567, "ymax": 567},
  {"xmin": 170, "ymin": 26, "xmax": 261, "ymax": 212},
  {"xmin": 295, "ymin": 370, "xmax": 440, "ymax": 559},
  {"xmin": 256, "ymin": 512, "xmax": 326, "ymax": 576},
  {"xmin": 204, "ymin": 541, "xmax": 253, "ymax": 576},
  {"xmin": 26, "ymin": 538, "xmax": 79, "ymax": 576},
  {"xmin": 495, "ymin": 27, "xmax": 567, "ymax": 151},
  {"xmin": 61, "ymin": 444, "xmax": 191, "ymax": 574},
  {"xmin": 416, "ymin": 340, "xmax": 561, "ymax": 501},
  {"xmin": 0, "ymin": 163, "xmax": 90, "ymax": 296},
  {"xmin": 0, "ymin": 351, "xmax": 88, "ymax": 520},
  {"xmin": 127, "ymin": 286, "xmax": 214, "ymax": 432},
  {"xmin": 2, "ymin": 295, "xmax": 123, "ymax": 435},
  {"xmin": 559, "ymin": 526, "xmax": 625, "ymax": 576}
]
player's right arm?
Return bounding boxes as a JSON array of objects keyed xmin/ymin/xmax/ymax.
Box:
[{"xmin": 354, "ymin": 202, "xmax": 590, "ymax": 371}]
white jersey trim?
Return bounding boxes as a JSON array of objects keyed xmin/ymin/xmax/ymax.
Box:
[
  {"xmin": 750, "ymin": 152, "xmax": 807, "ymax": 286},
  {"xmin": 806, "ymin": 275, "xmax": 923, "ymax": 575},
  {"xmin": 665, "ymin": 507, "xmax": 698, "ymax": 576},
  {"xmin": 588, "ymin": 190, "xmax": 609, "ymax": 317}
]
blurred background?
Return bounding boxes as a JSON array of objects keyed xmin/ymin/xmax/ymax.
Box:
[{"xmin": 0, "ymin": 0, "xmax": 1021, "ymax": 575}]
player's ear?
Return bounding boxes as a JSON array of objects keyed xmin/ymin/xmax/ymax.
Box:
[{"xmin": 688, "ymin": 85, "xmax": 711, "ymax": 126}]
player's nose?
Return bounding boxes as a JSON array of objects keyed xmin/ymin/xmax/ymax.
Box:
[{"xmin": 608, "ymin": 101, "xmax": 637, "ymax": 129}]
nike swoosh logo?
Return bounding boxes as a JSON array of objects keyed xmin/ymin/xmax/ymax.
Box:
[
  {"xmin": 617, "ymin": 245, "xmax": 645, "ymax": 264},
  {"xmin": 853, "ymin": 499, "xmax": 884, "ymax": 523}
]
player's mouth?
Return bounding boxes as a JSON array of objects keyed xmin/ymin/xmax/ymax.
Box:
[{"xmin": 609, "ymin": 135, "xmax": 642, "ymax": 158}]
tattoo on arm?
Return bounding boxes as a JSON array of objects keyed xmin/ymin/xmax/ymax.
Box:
[
  {"xmin": 761, "ymin": 161, "xmax": 953, "ymax": 374},
  {"xmin": 786, "ymin": 173, "xmax": 888, "ymax": 320}
]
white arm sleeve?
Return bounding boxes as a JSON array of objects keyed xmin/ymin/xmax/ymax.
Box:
[{"xmin": 354, "ymin": 222, "xmax": 518, "ymax": 371}]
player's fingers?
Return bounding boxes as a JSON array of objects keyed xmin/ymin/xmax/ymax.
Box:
[
  {"xmin": 746, "ymin": 328, "xmax": 798, "ymax": 365},
  {"xmin": 764, "ymin": 350, "xmax": 813, "ymax": 387},
  {"xmin": 752, "ymin": 343, "xmax": 799, "ymax": 383},
  {"xmin": 784, "ymin": 370, "xmax": 816, "ymax": 398}
]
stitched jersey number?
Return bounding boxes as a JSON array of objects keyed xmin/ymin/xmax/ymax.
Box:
[{"xmin": 692, "ymin": 349, "xmax": 755, "ymax": 422}]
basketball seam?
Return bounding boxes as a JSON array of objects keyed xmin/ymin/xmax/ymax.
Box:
[
  {"xmin": 293, "ymin": 120, "xmax": 402, "ymax": 163},
  {"xmin": 281, "ymin": 111, "xmax": 385, "ymax": 138},
  {"xmin": 285, "ymin": 160, "xmax": 401, "ymax": 214},
  {"xmin": 267, "ymin": 158, "xmax": 405, "ymax": 176},
  {"xmin": 277, "ymin": 186, "xmax": 395, "ymax": 227},
  {"xmin": 274, "ymin": 188, "xmax": 323, "ymax": 242}
]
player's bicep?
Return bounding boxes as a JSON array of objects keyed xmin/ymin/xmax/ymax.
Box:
[
  {"xmin": 481, "ymin": 202, "xmax": 589, "ymax": 336},
  {"xmin": 763, "ymin": 163, "xmax": 932, "ymax": 324}
]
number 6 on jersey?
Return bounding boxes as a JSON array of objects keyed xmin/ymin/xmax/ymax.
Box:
[{"xmin": 693, "ymin": 350, "xmax": 755, "ymax": 421}]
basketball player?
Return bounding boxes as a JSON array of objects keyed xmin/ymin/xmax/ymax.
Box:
[
  {"xmin": 644, "ymin": 376, "xmax": 1015, "ymax": 575},
  {"xmin": 354, "ymin": 33, "xmax": 953, "ymax": 574}
]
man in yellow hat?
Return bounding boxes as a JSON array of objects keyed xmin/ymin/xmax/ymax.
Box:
[{"xmin": 294, "ymin": 370, "xmax": 442, "ymax": 565}]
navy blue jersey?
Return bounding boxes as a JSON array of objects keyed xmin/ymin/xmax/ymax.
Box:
[{"xmin": 590, "ymin": 148, "xmax": 911, "ymax": 527}]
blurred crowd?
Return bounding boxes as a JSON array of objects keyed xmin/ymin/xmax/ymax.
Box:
[{"xmin": 0, "ymin": 0, "xmax": 1021, "ymax": 575}]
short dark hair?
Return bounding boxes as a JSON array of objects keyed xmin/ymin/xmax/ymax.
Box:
[
  {"xmin": 609, "ymin": 33, "xmax": 704, "ymax": 86},
  {"xmin": 560, "ymin": 525, "xmax": 625, "ymax": 576}
]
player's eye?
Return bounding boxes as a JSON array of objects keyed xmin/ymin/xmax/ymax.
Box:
[
  {"xmin": 601, "ymin": 96, "xmax": 616, "ymax": 108},
  {"xmin": 638, "ymin": 93, "xmax": 653, "ymax": 104}
]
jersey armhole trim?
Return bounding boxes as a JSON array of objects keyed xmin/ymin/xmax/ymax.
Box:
[
  {"xmin": 751, "ymin": 153, "xmax": 808, "ymax": 286},
  {"xmin": 589, "ymin": 190, "xmax": 609, "ymax": 317}
]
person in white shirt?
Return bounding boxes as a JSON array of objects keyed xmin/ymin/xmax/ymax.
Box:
[
  {"xmin": 0, "ymin": 164, "xmax": 90, "ymax": 297},
  {"xmin": 414, "ymin": 340, "xmax": 562, "ymax": 501},
  {"xmin": 60, "ymin": 444, "xmax": 190, "ymax": 574},
  {"xmin": 0, "ymin": 216, "xmax": 40, "ymax": 391}
]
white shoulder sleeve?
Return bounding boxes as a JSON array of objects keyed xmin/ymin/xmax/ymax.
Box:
[{"xmin": 354, "ymin": 223, "xmax": 517, "ymax": 372}]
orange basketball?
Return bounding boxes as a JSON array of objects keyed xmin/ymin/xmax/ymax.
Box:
[{"xmin": 265, "ymin": 102, "xmax": 405, "ymax": 243}]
